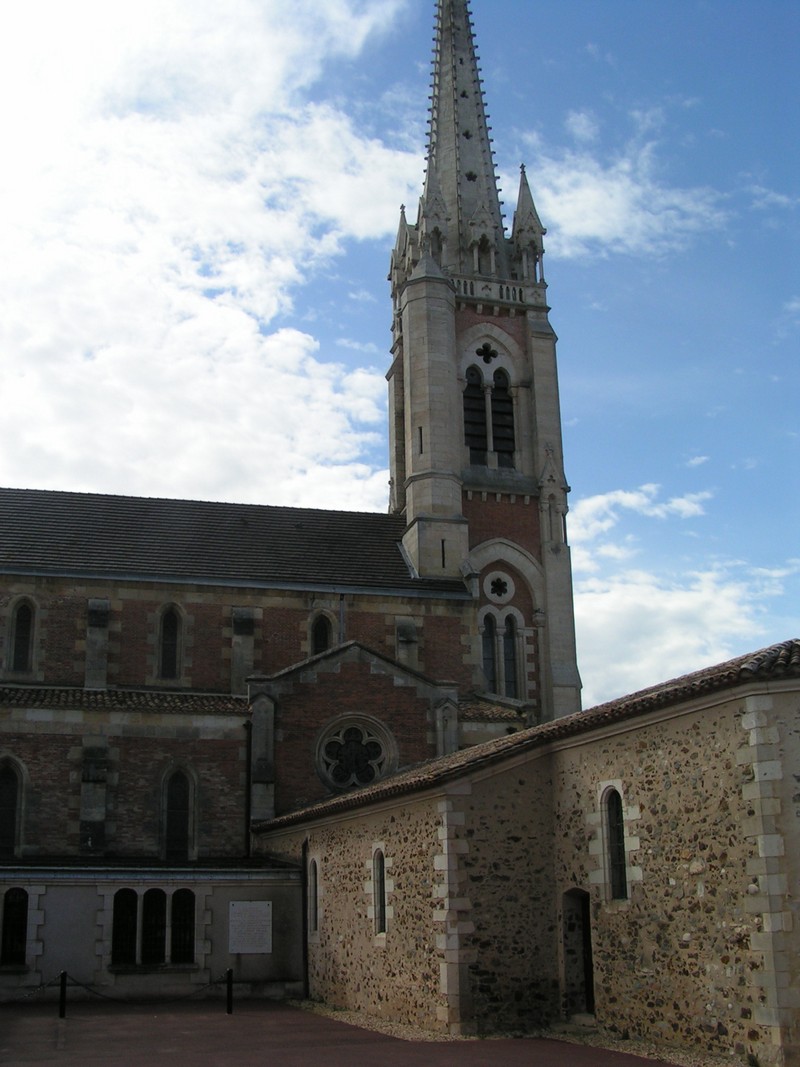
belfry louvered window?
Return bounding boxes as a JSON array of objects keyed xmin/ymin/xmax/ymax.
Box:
[
  {"xmin": 491, "ymin": 369, "xmax": 515, "ymax": 467},
  {"xmin": 463, "ymin": 366, "xmax": 487, "ymax": 464},
  {"xmin": 463, "ymin": 365, "xmax": 515, "ymax": 469}
]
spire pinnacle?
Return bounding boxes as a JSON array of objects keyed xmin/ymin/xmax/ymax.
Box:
[{"xmin": 421, "ymin": 0, "xmax": 508, "ymax": 276}]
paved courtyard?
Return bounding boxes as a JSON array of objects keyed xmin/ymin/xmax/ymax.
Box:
[{"xmin": 0, "ymin": 1000, "xmax": 685, "ymax": 1067}]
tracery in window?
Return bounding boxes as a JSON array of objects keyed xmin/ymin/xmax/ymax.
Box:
[
  {"xmin": 0, "ymin": 762, "xmax": 20, "ymax": 858},
  {"xmin": 0, "ymin": 887, "xmax": 28, "ymax": 967},
  {"xmin": 10, "ymin": 602, "xmax": 33, "ymax": 673},
  {"xmin": 316, "ymin": 718, "xmax": 398, "ymax": 792}
]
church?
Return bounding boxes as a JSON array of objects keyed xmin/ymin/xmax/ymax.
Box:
[{"xmin": 1, "ymin": 3, "xmax": 798, "ymax": 1065}]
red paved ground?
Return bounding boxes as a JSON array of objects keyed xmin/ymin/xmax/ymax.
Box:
[{"xmin": 0, "ymin": 1000, "xmax": 682, "ymax": 1067}]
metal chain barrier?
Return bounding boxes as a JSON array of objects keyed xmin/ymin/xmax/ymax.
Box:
[{"xmin": 0, "ymin": 968, "xmax": 235, "ymax": 1015}]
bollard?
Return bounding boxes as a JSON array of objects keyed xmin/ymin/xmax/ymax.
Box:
[
  {"xmin": 59, "ymin": 971, "xmax": 67, "ymax": 1019},
  {"xmin": 226, "ymin": 968, "xmax": 233, "ymax": 1015}
]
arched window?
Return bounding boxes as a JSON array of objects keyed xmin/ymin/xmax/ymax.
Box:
[
  {"xmin": 606, "ymin": 789, "xmax": 628, "ymax": 900},
  {"xmin": 463, "ymin": 366, "xmax": 487, "ymax": 465},
  {"xmin": 311, "ymin": 615, "xmax": 333, "ymax": 656},
  {"xmin": 0, "ymin": 887, "xmax": 28, "ymax": 966},
  {"xmin": 170, "ymin": 888, "xmax": 195, "ymax": 964},
  {"xmin": 164, "ymin": 770, "xmax": 191, "ymax": 862},
  {"xmin": 159, "ymin": 607, "xmax": 180, "ymax": 680},
  {"xmin": 308, "ymin": 859, "xmax": 319, "ymax": 934},
  {"xmin": 503, "ymin": 616, "xmax": 518, "ymax": 698},
  {"xmin": 373, "ymin": 850, "xmax": 386, "ymax": 934},
  {"xmin": 10, "ymin": 602, "xmax": 33, "ymax": 673},
  {"xmin": 141, "ymin": 888, "xmax": 167, "ymax": 965},
  {"xmin": 111, "ymin": 888, "xmax": 137, "ymax": 966},
  {"xmin": 482, "ymin": 615, "xmax": 497, "ymax": 693},
  {"xmin": 0, "ymin": 762, "xmax": 20, "ymax": 857},
  {"xmin": 491, "ymin": 369, "xmax": 515, "ymax": 468}
]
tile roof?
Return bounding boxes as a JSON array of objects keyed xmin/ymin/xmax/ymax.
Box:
[
  {"xmin": 0, "ymin": 487, "xmax": 468, "ymax": 596},
  {"xmin": 0, "ymin": 685, "xmax": 247, "ymax": 716},
  {"xmin": 255, "ymin": 638, "xmax": 800, "ymax": 831}
]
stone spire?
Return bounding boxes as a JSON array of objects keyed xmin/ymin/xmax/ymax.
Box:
[{"xmin": 420, "ymin": 0, "xmax": 508, "ymax": 277}]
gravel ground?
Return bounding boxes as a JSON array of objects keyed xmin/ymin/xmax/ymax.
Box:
[{"xmin": 293, "ymin": 1001, "xmax": 741, "ymax": 1067}]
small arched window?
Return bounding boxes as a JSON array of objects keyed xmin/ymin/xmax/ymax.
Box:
[
  {"xmin": 463, "ymin": 366, "xmax": 487, "ymax": 465},
  {"xmin": 0, "ymin": 763, "xmax": 21, "ymax": 858},
  {"xmin": 606, "ymin": 789, "xmax": 628, "ymax": 900},
  {"xmin": 482, "ymin": 615, "xmax": 497, "ymax": 693},
  {"xmin": 476, "ymin": 235, "xmax": 493, "ymax": 275},
  {"xmin": 503, "ymin": 615, "xmax": 518, "ymax": 698},
  {"xmin": 311, "ymin": 615, "xmax": 333, "ymax": 656},
  {"xmin": 373, "ymin": 850, "xmax": 386, "ymax": 934},
  {"xmin": 164, "ymin": 770, "xmax": 191, "ymax": 862},
  {"xmin": 111, "ymin": 888, "xmax": 138, "ymax": 966},
  {"xmin": 141, "ymin": 888, "xmax": 167, "ymax": 965},
  {"xmin": 0, "ymin": 887, "xmax": 28, "ymax": 966},
  {"xmin": 159, "ymin": 607, "xmax": 180, "ymax": 680},
  {"xmin": 308, "ymin": 859, "xmax": 319, "ymax": 934},
  {"xmin": 171, "ymin": 888, "xmax": 195, "ymax": 964},
  {"xmin": 10, "ymin": 602, "xmax": 34, "ymax": 673},
  {"xmin": 491, "ymin": 369, "xmax": 515, "ymax": 468}
]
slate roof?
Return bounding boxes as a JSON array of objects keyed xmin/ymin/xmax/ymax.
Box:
[
  {"xmin": 0, "ymin": 686, "xmax": 247, "ymax": 716},
  {"xmin": 0, "ymin": 487, "xmax": 468, "ymax": 596},
  {"xmin": 255, "ymin": 638, "xmax": 800, "ymax": 831}
]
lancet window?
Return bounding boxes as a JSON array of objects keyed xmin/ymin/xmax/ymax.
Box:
[{"xmin": 463, "ymin": 364, "xmax": 515, "ymax": 469}]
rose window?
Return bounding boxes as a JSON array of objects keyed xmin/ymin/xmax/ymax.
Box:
[{"xmin": 316, "ymin": 718, "xmax": 397, "ymax": 792}]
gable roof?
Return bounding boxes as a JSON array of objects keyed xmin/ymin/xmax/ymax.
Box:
[
  {"xmin": 255, "ymin": 638, "xmax": 800, "ymax": 831},
  {"xmin": 0, "ymin": 487, "xmax": 468, "ymax": 596},
  {"xmin": 0, "ymin": 685, "xmax": 247, "ymax": 716}
]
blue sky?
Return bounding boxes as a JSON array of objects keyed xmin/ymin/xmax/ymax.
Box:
[{"xmin": 0, "ymin": 0, "xmax": 797, "ymax": 705}]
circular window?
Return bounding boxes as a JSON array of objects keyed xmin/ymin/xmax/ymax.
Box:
[
  {"xmin": 315, "ymin": 717, "xmax": 398, "ymax": 792},
  {"xmin": 483, "ymin": 569, "xmax": 515, "ymax": 604}
]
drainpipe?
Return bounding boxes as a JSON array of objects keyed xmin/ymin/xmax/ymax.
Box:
[
  {"xmin": 243, "ymin": 720, "xmax": 252, "ymax": 859},
  {"xmin": 301, "ymin": 837, "xmax": 309, "ymax": 999}
]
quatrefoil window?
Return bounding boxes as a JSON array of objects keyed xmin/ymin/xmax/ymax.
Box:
[{"xmin": 476, "ymin": 342, "xmax": 498, "ymax": 364}]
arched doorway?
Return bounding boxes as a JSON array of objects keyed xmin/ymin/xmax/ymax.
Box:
[{"xmin": 563, "ymin": 888, "xmax": 594, "ymax": 1015}]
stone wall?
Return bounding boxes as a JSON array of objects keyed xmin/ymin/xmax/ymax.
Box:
[{"xmin": 550, "ymin": 687, "xmax": 800, "ymax": 1067}]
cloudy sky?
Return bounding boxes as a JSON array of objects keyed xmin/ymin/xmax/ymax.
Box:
[{"xmin": 1, "ymin": 0, "xmax": 797, "ymax": 706}]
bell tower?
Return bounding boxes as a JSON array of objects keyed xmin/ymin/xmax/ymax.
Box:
[{"xmin": 387, "ymin": 0, "xmax": 581, "ymax": 719}]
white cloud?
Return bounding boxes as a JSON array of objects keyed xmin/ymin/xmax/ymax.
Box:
[
  {"xmin": 0, "ymin": 0, "xmax": 416, "ymax": 508},
  {"xmin": 686, "ymin": 455, "xmax": 709, "ymax": 468},
  {"xmin": 565, "ymin": 110, "xmax": 599, "ymax": 143},
  {"xmin": 569, "ymin": 484, "xmax": 711, "ymax": 553},
  {"xmin": 575, "ymin": 564, "xmax": 769, "ymax": 707}
]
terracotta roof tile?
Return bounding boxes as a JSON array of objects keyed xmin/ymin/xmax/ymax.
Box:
[
  {"xmin": 0, "ymin": 686, "xmax": 247, "ymax": 716},
  {"xmin": 256, "ymin": 638, "xmax": 800, "ymax": 831}
]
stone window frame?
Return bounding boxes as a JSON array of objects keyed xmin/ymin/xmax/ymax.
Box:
[
  {"xmin": 460, "ymin": 353, "xmax": 518, "ymax": 471},
  {"xmin": 589, "ymin": 780, "xmax": 642, "ymax": 906},
  {"xmin": 159, "ymin": 764, "xmax": 198, "ymax": 863},
  {"xmin": 314, "ymin": 715, "xmax": 399, "ymax": 793},
  {"xmin": 478, "ymin": 604, "xmax": 527, "ymax": 700},
  {"xmin": 110, "ymin": 885, "xmax": 197, "ymax": 969},
  {"xmin": 309, "ymin": 612, "xmax": 336, "ymax": 657},
  {"xmin": 0, "ymin": 755, "xmax": 27, "ymax": 859},
  {"xmin": 365, "ymin": 843, "xmax": 393, "ymax": 944},
  {"xmin": 3, "ymin": 596, "xmax": 39, "ymax": 678},
  {"xmin": 307, "ymin": 857, "xmax": 320, "ymax": 939},
  {"xmin": 0, "ymin": 886, "xmax": 28, "ymax": 968},
  {"xmin": 157, "ymin": 604, "xmax": 184, "ymax": 681}
]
